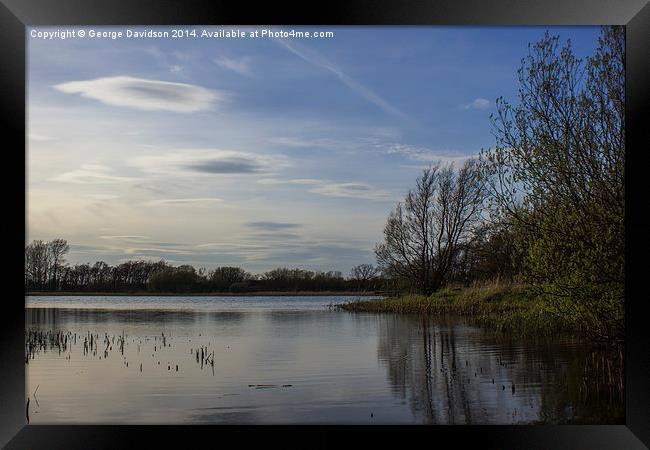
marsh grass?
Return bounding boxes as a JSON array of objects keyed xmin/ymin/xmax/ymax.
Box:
[{"xmin": 338, "ymin": 284, "xmax": 577, "ymax": 338}]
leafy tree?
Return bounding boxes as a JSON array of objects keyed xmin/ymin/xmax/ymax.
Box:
[{"xmin": 480, "ymin": 26, "xmax": 624, "ymax": 343}]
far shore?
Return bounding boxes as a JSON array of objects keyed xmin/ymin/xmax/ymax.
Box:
[{"xmin": 25, "ymin": 290, "xmax": 382, "ymax": 297}]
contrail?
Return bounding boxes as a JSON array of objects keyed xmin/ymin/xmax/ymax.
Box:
[{"xmin": 275, "ymin": 38, "xmax": 409, "ymax": 120}]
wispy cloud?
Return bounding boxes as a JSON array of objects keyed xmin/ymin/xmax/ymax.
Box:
[
  {"xmin": 246, "ymin": 221, "xmax": 302, "ymax": 230},
  {"xmin": 29, "ymin": 133, "xmax": 56, "ymax": 142},
  {"xmin": 145, "ymin": 197, "xmax": 224, "ymax": 206},
  {"xmin": 311, "ymin": 182, "xmax": 392, "ymax": 201},
  {"xmin": 141, "ymin": 47, "xmax": 192, "ymax": 75},
  {"xmin": 123, "ymin": 247, "xmax": 191, "ymax": 255},
  {"xmin": 267, "ymin": 137, "xmax": 331, "ymax": 149},
  {"xmin": 51, "ymin": 164, "xmax": 132, "ymax": 184},
  {"xmin": 386, "ymin": 144, "xmax": 475, "ymax": 164},
  {"xmin": 98, "ymin": 235, "xmax": 151, "ymax": 243},
  {"xmin": 266, "ymin": 136, "xmax": 362, "ymax": 152},
  {"xmin": 459, "ymin": 97, "xmax": 491, "ymax": 110},
  {"xmin": 214, "ymin": 55, "xmax": 254, "ymax": 77},
  {"xmin": 248, "ymin": 232, "xmax": 301, "ymax": 241},
  {"xmin": 62, "ymin": 234, "xmax": 374, "ymax": 273},
  {"xmin": 53, "ymin": 76, "xmax": 220, "ymax": 113},
  {"xmin": 185, "ymin": 157, "xmax": 264, "ymax": 174},
  {"xmin": 131, "ymin": 149, "xmax": 291, "ymax": 176},
  {"xmin": 275, "ymin": 39, "xmax": 407, "ymax": 119},
  {"xmin": 257, "ymin": 178, "xmax": 393, "ymax": 202},
  {"xmin": 85, "ymin": 193, "xmax": 120, "ymax": 200},
  {"xmin": 257, "ymin": 178, "xmax": 320, "ymax": 186}
]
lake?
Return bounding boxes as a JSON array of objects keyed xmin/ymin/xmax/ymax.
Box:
[{"xmin": 25, "ymin": 295, "xmax": 623, "ymax": 424}]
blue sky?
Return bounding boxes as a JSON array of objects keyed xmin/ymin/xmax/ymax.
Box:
[{"xmin": 27, "ymin": 26, "xmax": 601, "ymax": 274}]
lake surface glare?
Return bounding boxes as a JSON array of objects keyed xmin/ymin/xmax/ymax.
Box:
[{"xmin": 25, "ymin": 295, "xmax": 622, "ymax": 424}]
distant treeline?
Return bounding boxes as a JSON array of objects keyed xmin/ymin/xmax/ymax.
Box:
[{"xmin": 24, "ymin": 240, "xmax": 383, "ymax": 293}]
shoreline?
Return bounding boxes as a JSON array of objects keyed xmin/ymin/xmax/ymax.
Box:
[
  {"xmin": 25, "ymin": 290, "xmax": 382, "ymax": 297},
  {"xmin": 336, "ymin": 285, "xmax": 587, "ymax": 340}
]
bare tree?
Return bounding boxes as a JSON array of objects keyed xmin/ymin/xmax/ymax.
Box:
[
  {"xmin": 349, "ymin": 263, "xmax": 380, "ymax": 290},
  {"xmin": 375, "ymin": 159, "xmax": 486, "ymax": 294},
  {"xmin": 47, "ymin": 239, "xmax": 69, "ymax": 290},
  {"xmin": 349, "ymin": 264, "xmax": 380, "ymax": 282},
  {"xmin": 25, "ymin": 240, "xmax": 49, "ymax": 290}
]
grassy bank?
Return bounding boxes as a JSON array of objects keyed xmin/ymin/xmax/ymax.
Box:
[{"xmin": 337, "ymin": 284, "xmax": 578, "ymax": 338}]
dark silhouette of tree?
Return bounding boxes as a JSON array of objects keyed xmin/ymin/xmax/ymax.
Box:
[
  {"xmin": 375, "ymin": 159, "xmax": 486, "ymax": 294},
  {"xmin": 349, "ymin": 264, "xmax": 380, "ymax": 290},
  {"xmin": 209, "ymin": 267, "xmax": 251, "ymax": 291},
  {"xmin": 24, "ymin": 240, "xmax": 379, "ymax": 293},
  {"xmin": 25, "ymin": 240, "xmax": 49, "ymax": 290},
  {"xmin": 148, "ymin": 265, "xmax": 200, "ymax": 293},
  {"xmin": 47, "ymin": 239, "xmax": 69, "ymax": 290}
]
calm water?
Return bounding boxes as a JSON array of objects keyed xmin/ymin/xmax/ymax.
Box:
[{"xmin": 25, "ymin": 295, "xmax": 622, "ymax": 424}]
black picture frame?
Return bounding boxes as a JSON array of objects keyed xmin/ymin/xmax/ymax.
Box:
[{"xmin": 1, "ymin": 0, "xmax": 649, "ymax": 448}]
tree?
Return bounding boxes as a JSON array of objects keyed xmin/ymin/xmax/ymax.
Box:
[
  {"xmin": 447, "ymin": 219, "xmax": 523, "ymax": 285},
  {"xmin": 375, "ymin": 159, "xmax": 486, "ymax": 294},
  {"xmin": 349, "ymin": 263, "xmax": 379, "ymax": 282},
  {"xmin": 148, "ymin": 265, "xmax": 200, "ymax": 293},
  {"xmin": 25, "ymin": 240, "xmax": 49, "ymax": 290},
  {"xmin": 349, "ymin": 264, "xmax": 380, "ymax": 290},
  {"xmin": 47, "ymin": 239, "xmax": 69, "ymax": 290},
  {"xmin": 24, "ymin": 239, "xmax": 382, "ymax": 293},
  {"xmin": 479, "ymin": 26, "xmax": 624, "ymax": 343},
  {"xmin": 209, "ymin": 266, "xmax": 251, "ymax": 291}
]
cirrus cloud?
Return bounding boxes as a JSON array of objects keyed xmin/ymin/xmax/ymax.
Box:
[
  {"xmin": 386, "ymin": 144, "xmax": 476, "ymax": 164},
  {"xmin": 50, "ymin": 164, "xmax": 132, "ymax": 184},
  {"xmin": 311, "ymin": 182, "xmax": 392, "ymax": 201},
  {"xmin": 257, "ymin": 178, "xmax": 393, "ymax": 202},
  {"xmin": 214, "ymin": 55, "xmax": 254, "ymax": 77},
  {"xmin": 145, "ymin": 197, "xmax": 224, "ymax": 206},
  {"xmin": 53, "ymin": 76, "xmax": 220, "ymax": 113}
]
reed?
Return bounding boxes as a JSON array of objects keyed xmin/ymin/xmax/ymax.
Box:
[{"xmin": 337, "ymin": 284, "xmax": 577, "ymax": 338}]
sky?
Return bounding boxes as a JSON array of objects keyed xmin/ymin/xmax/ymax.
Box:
[{"xmin": 27, "ymin": 26, "xmax": 602, "ymax": 275}]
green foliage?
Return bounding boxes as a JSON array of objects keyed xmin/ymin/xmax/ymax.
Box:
[
  {"xmin": 479, "ymin": 26, "xmax": 624, "ymax": 345},
  {"xmin": 339, "ymin": 285, "xmax": 576, "ymax": 339}
]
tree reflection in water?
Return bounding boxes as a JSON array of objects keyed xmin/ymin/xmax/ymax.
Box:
[{"xmin": 376, "ymin": 314, "xmax": 623, "ymax": 424}]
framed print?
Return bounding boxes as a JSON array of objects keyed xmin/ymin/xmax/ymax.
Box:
[{"xmin": 1, "ymin": 0, "xmax": 649, "ymax": 448}]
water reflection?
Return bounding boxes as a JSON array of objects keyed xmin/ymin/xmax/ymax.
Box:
[
  {"xmin": 25, "ymin": 302, "xmax": 622, "ymax": 424},
  {"xmin": 376, "ymin": 314, "xmax": 623, "ymax": 424},
  {"xmin": 27, "ymin": 307, "xmax": 249, "ymax": 327}
]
